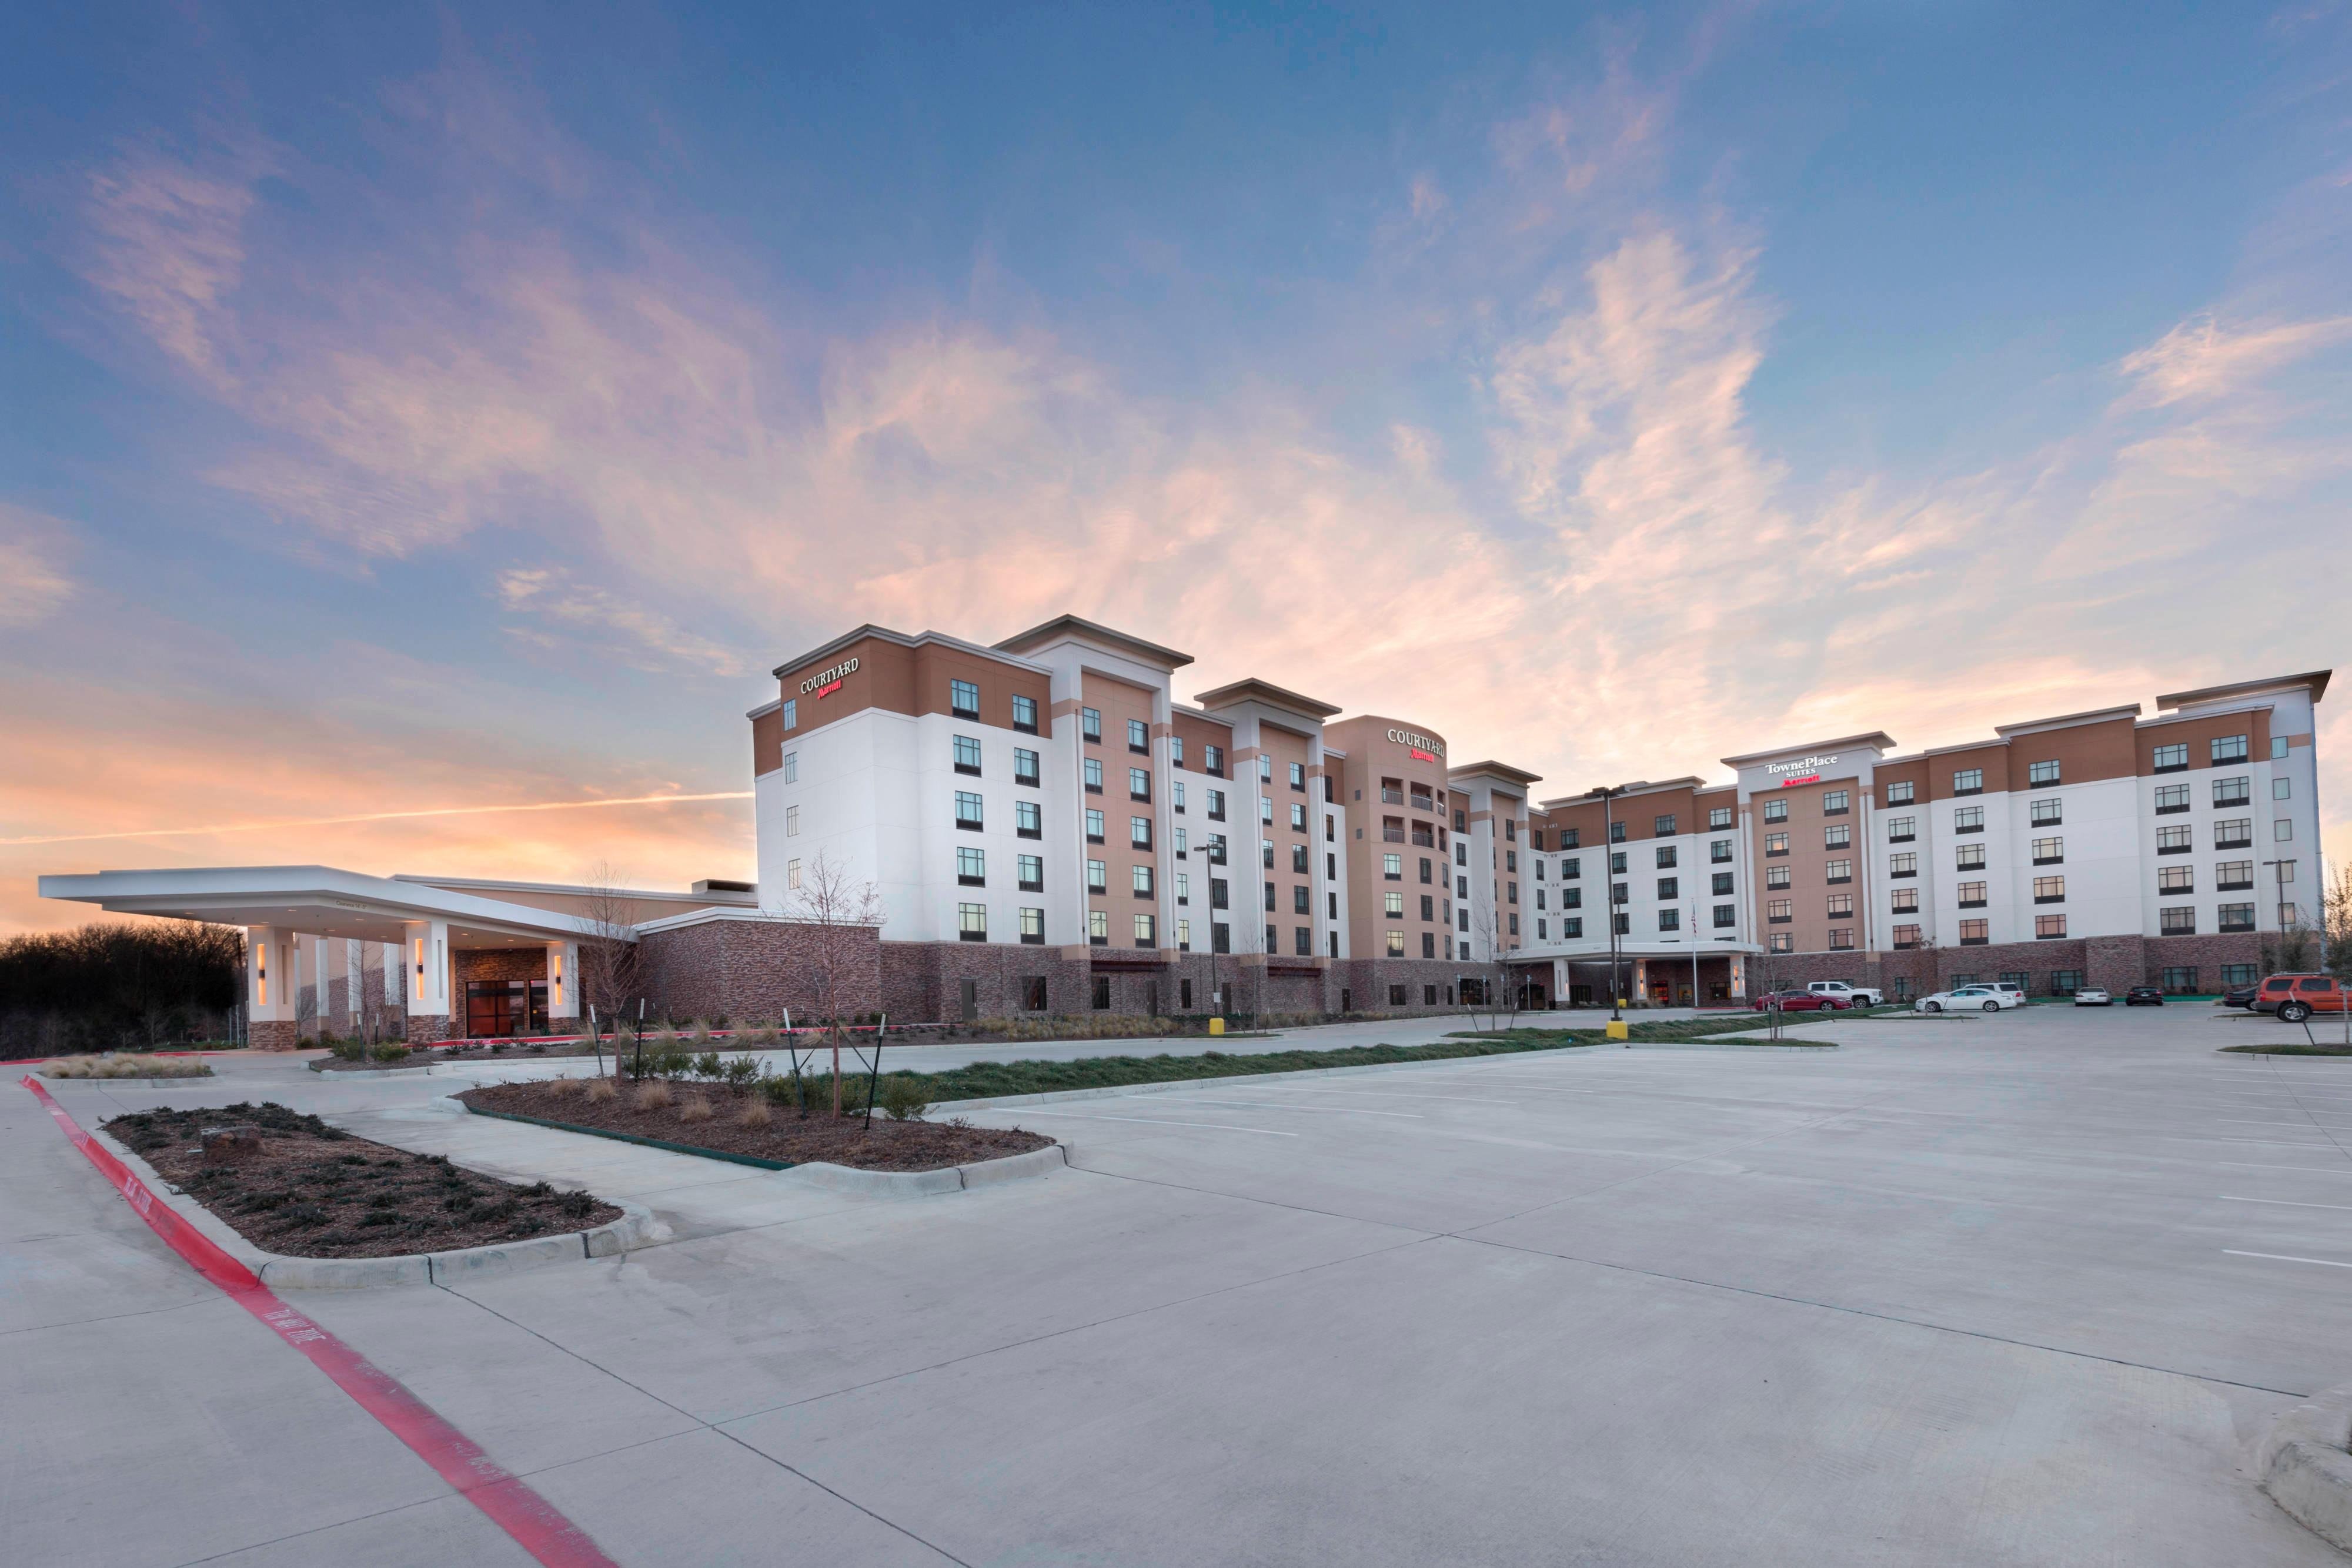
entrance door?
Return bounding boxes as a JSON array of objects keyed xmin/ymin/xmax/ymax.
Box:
[{"xmin": 959, "ymin": 979, "xmax": 978, "ymax": 1022}]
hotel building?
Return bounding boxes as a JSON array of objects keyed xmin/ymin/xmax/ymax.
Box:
[{"xmin": 39, "ymin": 616, "xmax": 2328, "ymax": 1037}]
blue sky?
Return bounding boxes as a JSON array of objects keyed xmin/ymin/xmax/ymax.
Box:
[{"xmin": 3, "ymin": 1, "xmax": 2348, "ymax": 929}]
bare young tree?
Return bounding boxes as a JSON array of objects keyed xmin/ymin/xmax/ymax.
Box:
[
  {"xmin": 786, "ymin": 851, "xmax": 887, "ymax": 1115},
  {"xmin": 576, "ymin": 861, "xmax": 642, "ymax": 1064},
  {"xmin": 2325, "ymin": 860, "xmax": 2352, "ymax": 982},
  {"xmin": 1463, "ymin": 894, "xmax": 1521, "ymax": 1032}
]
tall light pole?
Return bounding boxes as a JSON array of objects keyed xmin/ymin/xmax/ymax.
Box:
[{"xmin": 1601, "ymin": 785, "xmax": 1622, "ymax": 1022}]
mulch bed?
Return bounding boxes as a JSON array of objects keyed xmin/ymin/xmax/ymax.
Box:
[
  {"xmin": 103, "ymin": 1101, "xmax": 623, "ymax": 1259},
  {"xmin": 459, "ymin": 1081, "xmax": 1053, "ymax": 1171}
]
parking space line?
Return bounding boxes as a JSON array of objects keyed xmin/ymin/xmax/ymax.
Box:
[
  {"xmin": 2224, "ymin": 1250, "xmax": 2352, "ymax": 1269},
  {"xmin": 2218, "ymin": 1162, "xmax": 2352, "ymax": 1175},
  {"xmin": 1013, "ymin": 1109, "xmax": 1298, "ymax": 1136},
  {"xmin": 2218, "ymin": 1196, "xmax": 2352, "ymax": 1212},
  {"xmin": 1161, "ymin": 1099, "xmax": 1424, "ymax": 1118}
]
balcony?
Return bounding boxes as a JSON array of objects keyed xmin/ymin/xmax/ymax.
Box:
[
  {"xmin": 1383, "ymin": 828, "xmax": 1406, "ymax": 844},
  {"xmin": 1409, "ymin": 795, "xmax": 1433, "ymax": 814},
  {"xmin": 1381, "ymin": 788, "xmax": 1404, "ymax": 805},
  {"xmin": 1411, "ymin": 830, "xmax": 1434, "ymax": 848}
]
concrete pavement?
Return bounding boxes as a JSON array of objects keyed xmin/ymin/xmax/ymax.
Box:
[{"xmin": 11, "ymin": 1002, "xmax": 2352, "ymax": 1564}]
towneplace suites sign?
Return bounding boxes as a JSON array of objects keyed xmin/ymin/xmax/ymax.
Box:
[
  {"xmin": 1386, "ymin": 727, "xmax": 1445, "ymax": 763},
  {"xmin": 1766, "ymin": 753, "xmax": 1839, "ymax": 786},
  {"xmin": 800, "ymin": 657, "xmax": 860, "ymax": 698}
]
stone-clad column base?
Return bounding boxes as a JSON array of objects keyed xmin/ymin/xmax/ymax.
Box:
[
  {"xmin": 405, "ymin": 1014, "xmax": 454, "ymax": 1045},
  {"xmin": 249, "ymin": 1020, "xmax": 300, "ymax": 1052}
]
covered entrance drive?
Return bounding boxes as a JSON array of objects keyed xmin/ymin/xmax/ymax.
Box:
[
  {"xmin": 1507, "ymin": 942, "xmax": 1764, "ymax": 1009},
  {"xmin": 466, "ymin": 979, "xmax": 551, "ymax": 1038}
]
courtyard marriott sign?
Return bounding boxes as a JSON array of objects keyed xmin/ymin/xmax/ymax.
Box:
[
  {"xmin": 1387, "ymin": 727, "xmax": 1445, "ymax": 762},
  {"xmin": 1767, "ymin": 753, "xmax": 1839, "ymax": 785},
  {"xmin": 800, "ymin": 656, "xmax": 860, "ymax": 698}
]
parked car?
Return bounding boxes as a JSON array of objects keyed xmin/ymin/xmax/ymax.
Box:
[
  {"xmin": 1752, "ymin": 989, "xmax": 1843, "ymax": 1012},
  {"xmin": 2253, "ymin": 974, "xmax": 2350, "ymax": 1024},
  {"xmin": 1983, "ymin": 982, "xmax": 2027, "ymax": 1002},
  {"xmin": 2073, "ymin": 988, "xmax": 2112, "ymax": 1007},
  {"xmin": 1807, "ymin": 981, "xmax": 1884, "ymax": 1008},
  {"xmin": 2124, "ymin": 986, "xmax": 2165, "ymax": 1006},
  {"xmin": 1917, "ymin": 985, "xmax": 2024, "ymax": 1014},
  {"xmin": 2220, "ymin": 984, "xmax": 2260, "ymax": 1010}
]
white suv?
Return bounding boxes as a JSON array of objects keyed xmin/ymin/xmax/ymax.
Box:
[{"xmin": 1807, "ymin": 981, "xmax": 1884, "ymax": 1008}]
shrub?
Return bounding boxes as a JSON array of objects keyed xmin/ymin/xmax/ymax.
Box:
[
  {"xmin": 369, "ymin": 1043, "xmax": 410, "ymax": 1064},
  {"xmin": 679, "ymin": 1094, "xmax": 714, "ymax": 1124},
  {"xmin": 878, "ymin": 1075, "xmax": 931, "ymax": 1122},
  {"xmin": 738, "ymin": 1094, "xmax": 773, "ymax": 1128},
  {"xmin": 721, "ymin": 1056, "xmax": 759, "ymax": 1089},
  {"xmin": 584, "ymin": 1077, "xmax": 618, "ymax": 1103},
  {"xmin": 691, "ymin": 1050, "xmax": 724, "ymax": 1081},
  {"xmin": 634, "ymin": 1080, "xmax": 674, "ymax": 1111}
]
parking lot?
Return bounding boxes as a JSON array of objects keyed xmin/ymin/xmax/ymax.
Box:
[{"xmin": 12, "ymin": 1002, "xmax": 2352, "ymax": 1566}]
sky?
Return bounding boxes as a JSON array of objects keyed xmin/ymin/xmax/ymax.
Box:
[{"xmin": 3, "ymin": 1, "xmax": 2350, "ymax": 935}]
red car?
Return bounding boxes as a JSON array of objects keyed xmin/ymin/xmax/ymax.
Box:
[{"xmin": 1750, "ymin": 989, "xmax": 1846, "ymax": 1012}]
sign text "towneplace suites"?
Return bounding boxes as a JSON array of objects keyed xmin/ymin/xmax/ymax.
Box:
[
  {"xmin": 800, "ymin": 657, "xmax": 860, "ymax": 698},
  {"xmin": 1386, "ymin": 728, "xmax": 1445, "ymax": 761},
  {"xmin": 1766, "ymin": 753, "xmax": 1839, "ymax": 786}
]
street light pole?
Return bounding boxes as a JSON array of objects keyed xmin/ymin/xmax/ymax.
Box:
[{"xmin": 1602, "ymin": 785, "xmax": 1621, "ymax": 1022}]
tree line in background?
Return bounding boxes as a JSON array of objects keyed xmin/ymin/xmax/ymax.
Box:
[{"xmin": 0, "ymin": 921, "xmax": 245, "ymax": 1059}]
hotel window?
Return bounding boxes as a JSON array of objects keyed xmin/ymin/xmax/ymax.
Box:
[
  {"xmin": 1890, "ymin": 852, "xmax": 1916, "ymax": 877},
  {"xmin": 2160, "ymin": 966, "xmax": 2200, "ymax": 994},
  {"xmin": 1085, "ymin": 808, "xmax": 1105, "ymax": 842},
  {"xmin": 1612, "ymin": 850, "xmax": 1626, "ymax": 874},
  {"xmin": 2223, "ymin": 962, "xmax": 2258, "ymax": 986},
  {"xmin": 1762, "ymin": 798, "xmax": 1788, "ymax": 823},
  {"xmin": 1710, "ymin": 838, "xmax": 1732, "ymax": 862},
  {"xmin": 2034, "ymin": 915, "xmax": 2067, "ymax": 939},
  {"xmin": 781, "ymin": 698, "xmax": 797, "ymax": 731},
  {"xmin": 1825, "ymin": 860, "xmax": 1852, "ymax": 884},
  {"xmin": 2051, "ymin": 969, "xmax": 2084, "ymax": 994},
  {"xmin": 1175, "ymin": 871, "xmax": 1191, "ymax": 905},
  {"xmin": 1204, "ymin": 743, "xmax": 1223, "ymax": 775},
  {"xmin": 958, "ymin": 903, "xmax": 987, "ymax": 942},
  {"xmin": 1019, "ymin": 907, "xmax": 1044, "ymax": 945},
  {"xmin": 1563, "ymin": 917, "xmax": 1583, "ymax": 939},
  {"xmin": 2160, "ymin": 906, "xmax": 2196, "ymax": 935},
  {"xmin": 2276, "ymin": 818, "xmax": 2296, "ymax": 842},
  {"xmin": 1959, "ymin": 920, "xmax": 1989, "ymax": 944},
  {"xmin": 1530, "ymin": 858, "xmax": 1543, "ymax": 881},
  {"xmin": 1206, "ymin": 788, "xmax": 1225, "ymax": 821},
  {"xmin": 1890, "ymin": 887, "xmax": 1918, "ymax": 912},
  {"xmin": 1535, "ymin": 920, "xmax": 1547, "ymax": 940},
  {"xmin": 1653, "ymin": 814, "xmax": 1676, "ymax": 837},
  {"xmin": 1018, "ymin": 854, "xmax": 1044, "ymax": 892},
  {"xmin": 1712, "ymin": 872, "xmax": 1734, "ymax": 896},
  {"xmin": 1084, "ymin": 758, "xmax": 1104, "ymax": 793},
  {"xmin": 1126, "ymin": 718, "xmax": 1148, "ymax": 754},
  {"xmin": 1769, "ymin": 932, "xmax": 1793, "ymax": 953},
  {"xmin": 1135, "ymin": 914, "xmax": 1157, "ymax": 947},
  {"xmin": 1384, "ymin": 853, "xmax": 1403, "ymax": 880},
  {"xmin": 1561, "ymin": 828, "xmax": 1581, "ymax": 848},
  {"xmin": 786, "ymin": 804, "xmax": 801, "ymax": 837},
  {"xmin": 1387, "ymin": 930, "xmax": 1406, "ymax": 957},
  {"xmin": 1015, "ymin": 800, "xmax": 1042, "ymax": 838},
  {"xmin": 2153, "ymin": 783, "xmax": 2189, "ymax": 814},
  {"xmin": 2212, "ymin": 734, "xmax": 2249, "ymax": 764},
  {"xmin": 1262, "ymin": 841, "xmax": 1274, "ymax": 870},
  {"xmin": 1170, "ymin": 735, "xmax": 1185, "ymax": 767},
  {"xmin": 1177, "ymin": 918, "xmax": 1192, "ymax": 951},
  {"xmin": 1290, "ymin": 761, "xmax": 1307, "ymax": 791},
  {"xmin": 2278, "ymin": 859, "xmax": 2297, "ymax": 885},
  {"xmin": 2214, "ymin": 817, "xmax": 2251, "ymax": 848},
  {"xmin": 1957, "ymin": 881, "xmax": 1988, "ymax": 907},
  {"xmin": 1087, "ymin": 859, "xmax": 1107, "ymax": 894},
  {"xmin": 1014, "ymin": 748, "xmax": 1040, "ymax": 787},
  {"xmin": 1953, "ymin": 805, "xmax": 1983, "ymax": 833},
  {"xmin": 950, "ymin": 679, "xmax": 980, "ymax": 720},
  {"xmin": 1885, "ymin": 780, "xmax": 1915, "ymax": 805},
  {"xmin": 1825, "ymin": 825, "xmax": 1851, "ymax": 850},
  {"xmin": 1562, "ymin": 887, "xmax": 1582, "ymax": 909},
  {"xmin": 1505, "ymin": 850, "xmax": 1518, "ymax": 873},
  {"xmin": 1259, "ymin": 754, "xmax": 1274, "ymax": 783},
  {"xmin": 1609, "ymin": 819, "xmax": 1627, "ymax": 842},
  {"xmin": 1506, "ymin": 819, "xmax": 1518, "ymax": 842},
  {"xmin": 1956, "ymin": 844, "xmax": 1986, "ymax": 869},
  {"xmin": 1952, "ymin": 768, "xmax": 1983, "ymax": 795},
  {"xmin": 2032, "ymin": 836, "xmax": 2062, "ymax": 864},
  {"xmin": 1130, "ymin": 768, "xmax": 1151, "ymax": 801},
  {"xmin": 1767, "ymin": 899, "xmax": 1792, "ymax": 924},
  {"xmin": 1562, "ymin": 857, "xmax": 1581, "ymax": 879},
  {"xmin": 782, "ymin": 751, "xmax": 797, "ymax": 784},
  {"xmin": 2157, "ymin": 824, "xmax": 2193, "ymax": 852},
  {"xmin": 1823, "ymin": 790, "xmax": 1849, "ymax": 815},
  {"xmin": 2217, "ymin": 860, "xmax": 2254, "ymax": 890},
  {"xmin": 953, "ymin": 734, "xmax": 983, "ymax": 775},
  {"xmin": 957, "ymin": 847, "xmax": 986, "ymax": 886},
  {"xmin": 1385, "ymin": 890, "xmax": 1405, "ymax": 917},
  {"xmin": 2157, "ymin": 865, "xmax": 2191, "ymax": 894},
  {"xmin": 1886, "ymin": 816, "xmax": 1915, "ymax": 842},
  {"xmin": 1459, "ymin": 908, "xmax": 1469, "ymax": 932},
  {"xmin": 1508, "ymin": 913, "xmax": 1521, "ymax": 935},
  {"xmin": 1303, "ymin": 887, "xmax": 1317, "ymax": 916},
  {"xmin": 1828, "ymin": 928, "xmax": 1853, "ymax": 951},
  {"xmin": 1656, "ymin": 877, "xmax": 1678, "ymax": 900},
  {"xmin": 2033, "ymin": 875, "xmax": 2065, "ymax": 903},
  {"xmin": 1210, "ymin": 877, "xmax": 1228, "ymax": 908},
  {"xmin": 1212, "ymin": 921, "xmax": 1231, "ymax": 953},
  {"xmin": 1533, "ymin": 889, "xmax": 1545, "ymax": 911},
  {"xmin": 1708, "ymin": 807, "xmax": 1732, "ymax": 830},
  {"xmin": 1766, "ymin": 864, "xmax": 1791, "ymax": 889},
  {"xmin": 786, "ymin": 858, "xmax": 802, "ymax": 891},
  {"xmin": 2218, "ymin": 903, "xmax": 2255, "ymax": 932},
  {"xmin": 1613, "ymin": 912, "xmax": 1631, "ymax": 935},
  {"xmin": 1611, "ymin": 881, "xmax": 1628, "ymax": 905},
  {"xmin": 1089, "ymin": 910, "xmax": 1110, "ymax": 945},
  {"xmin": 1765, "ymin": 833, "xmax": 1789, "ymax": 856},
  {"xmin": 1080, "ymin": 706, "xmax": 1102, "ymax": 743},
  {"xmin": 1508, "ymin": 880, "xmax": 1521, "ymax": 904},
  {"xmin": 2213, "ymin": 775, "xmax": 2250, "ymax": 806},
  {"xmin": 1013, "ymin": 693, "xmax": 1038, "ymax": 734},
  {"xmin": 1655, "ymin": 845, "xmax": 1677, "ymax": 868},
  {"xmin": 1291, "ymin": 802, "xmax": 1308, "ymax": 831},
  {"xmin": 1658, "ymin": 909, "xmax": 1681, "ymax": 931},
  {"xmin": 1132, "ymin": 864, "xmax": 1154, "ymax": 898},
  {"xmin": 1297, "ymin": 844, "xmax": 1312, "ymax": 875},
  {"xmin": 1172, "ymin": 781, "xmax": 1188, "ymax": 816},
  {"xmin": 2151, "ymin": 741, "xmax": 2187, "ymax": 772},
  {"xmin": 1713, "ymin": 904, "xmax": 1736, "ymax": 928},
  {"xmin": 1893, "ymin": 923, "xmax": 1922, "ymax": 948},
  {"xmin": 2030, "ymin": 798, "xmax": 2062, "ymax": 825},
  {"xmin": 2027, "ymin": 760, "xmax": 2060, "ymax": 785},
  {"xmin": 2275, "ymin": 777, "xmax": 2293, "ymax": 800},
  {"xmin": 1828, "ymin": 893, "xmax": 1853, "ymax": 916}
]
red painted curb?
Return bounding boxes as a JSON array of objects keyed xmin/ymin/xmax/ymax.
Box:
[{"xmin": 21, "ymin": 1076, "xmax": 620, "ymax": 1568}]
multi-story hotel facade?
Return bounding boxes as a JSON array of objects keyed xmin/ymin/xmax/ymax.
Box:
[{"xmin": 39, "ymin": 612, "xmax": 2328, "ymax": 1035}]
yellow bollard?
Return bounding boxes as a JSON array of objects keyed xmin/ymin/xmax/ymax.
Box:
[
  {"xmin": 1209, "ymin": 1017, "xmax": 1225, "ymax": 1037},
  {"xmin": 1605, "ymin": 1019, "xmax": 1629, "ymax": 1041}
]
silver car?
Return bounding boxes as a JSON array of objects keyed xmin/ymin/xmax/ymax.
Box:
[{"xmin": 2073, "ymin": 988, "xmax": 2112, "ymax": 1007}]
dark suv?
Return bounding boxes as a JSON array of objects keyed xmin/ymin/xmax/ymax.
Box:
[{"xmin": 2124, "ymin": 986, "xmax": 2164, "ymax": 1007}]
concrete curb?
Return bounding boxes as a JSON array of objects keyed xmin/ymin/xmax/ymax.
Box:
[
  {"xmin": 2257, "ymin": 1383, "xmax": 2352, "ymax": 1553},
  {"xmin": 923, "ymin": 1046, "xmax": 1619, "ymax": 1114},
  {"xmin": 774, "ymin": 1141, "xmax": 1071, "ymax": 1196},
  {"xmin": 88, "ymin": 1124, "xmax": 653, "ymax": 1291}
]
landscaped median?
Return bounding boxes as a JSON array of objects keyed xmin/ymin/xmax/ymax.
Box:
[{"xmin": 93, "ymin": 1101, "xmax": 649, "ymax": 1288}]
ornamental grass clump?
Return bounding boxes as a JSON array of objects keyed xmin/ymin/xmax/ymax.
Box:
[
  {"xmin": 679, "ymin": 1094, "xmax": 714, "ymax": 1124},
  {"xmin": 738, "ymin": 1094, "xmax": 773, "ymax": 1128},
  {"xmin": 545, "ymin": 1075, "xmax": 579, "ymax": 1097},
  {"xmin": 584, "ymin": 1077, "xmax": 618, "ymax": 1104},
  {"xmin": 41, "ymin": 1052, "xmax": 213, "ymax": 1079},
  {"xmin": 634, "ymin": 1079, "xmax": 674, "ymax": 1111}
]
